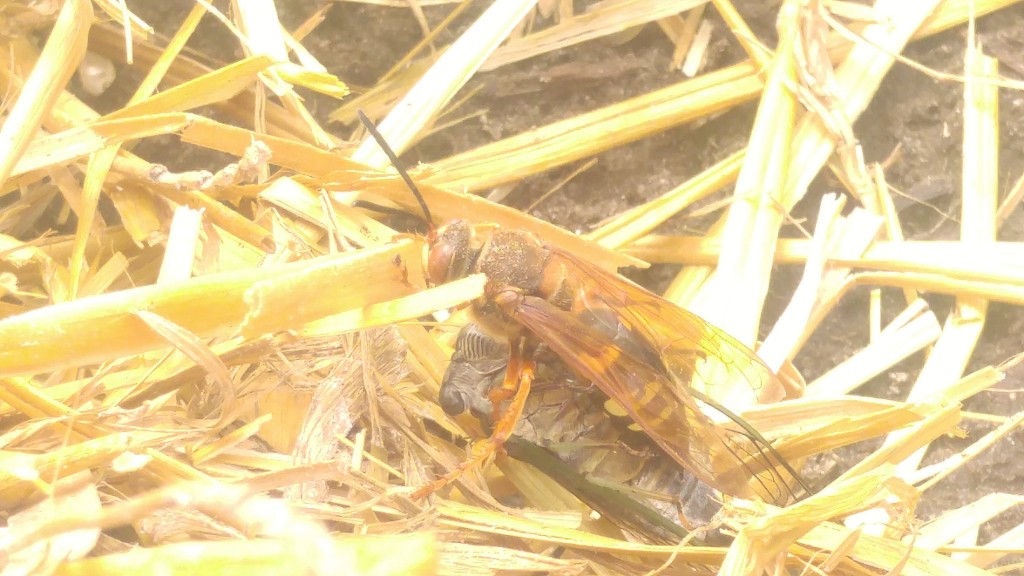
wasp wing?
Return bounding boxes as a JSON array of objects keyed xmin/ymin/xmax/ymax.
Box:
[
  {"xmin": 528, "ymin": 249, "xmax": 800, "ymax": 501},
  {"xmin": 509, "ymin": 292, "xmax": 778, "ymax": 500},
  {"xmin": 548, "ymin": 249, "xmax": 777, "ymax": 403}
]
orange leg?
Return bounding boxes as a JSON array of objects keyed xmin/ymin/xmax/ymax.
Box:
[
  {"xmin": 487, "ymin": 340, "xmax": 524, "ymax": 423},
  {"xmin": 486, "ymin": 338, "xmax": 538, "ymax": 445},
  {"xmin": 412, "ymin": 350, "xmax": 535, "ymax": 500}
]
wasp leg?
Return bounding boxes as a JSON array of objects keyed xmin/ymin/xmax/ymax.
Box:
[
  {"xmin": 486, "ymin": 339, "xmax": 525, "ymax": 423},
  {"xmin": 490, "ymin": 356, "xmax": 534, "ymax": 444},
  {"xmin": 412, "ymin": 353, "xmax": 534, "ymax": 500}
]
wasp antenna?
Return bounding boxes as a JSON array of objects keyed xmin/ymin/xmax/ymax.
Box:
[{"xmin": 356, "ymin": 109, "xmax": 434, "ymax": 229}]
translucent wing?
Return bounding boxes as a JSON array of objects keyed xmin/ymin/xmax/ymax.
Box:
[
  {"xmin": 506, "ymin": 249, "xmax": 798, "ymax": 502},
  {"xmin": 507, "ymin": 294, "xmax": 769, "ymax": 500},
  {"xmin": 548, "ymin": 249, "xmax": 777, "ymax": 403}
]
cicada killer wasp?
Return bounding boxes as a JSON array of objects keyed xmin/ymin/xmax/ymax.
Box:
[{"xmin": 356, "ymin": 111, "xmax": 809, "ymax": 505}]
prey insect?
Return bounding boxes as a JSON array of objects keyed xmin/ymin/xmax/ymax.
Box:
[
  {"xmin": 442, "ymin": 323, "xmax": 721, "ymax": 542},
  {"xmin": 356, "ymin": 111, "xmax": 809, "ymax": 504}
]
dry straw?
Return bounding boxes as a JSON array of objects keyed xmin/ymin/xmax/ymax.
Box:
[{"xmin": 0, "ymin": 0, "xmax": 1022, "ymax": 574}]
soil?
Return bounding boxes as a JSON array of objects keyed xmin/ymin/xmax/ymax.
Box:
[{"xmin": 83, "ymin": 0, "xmax": 1024, "ymax": 569}]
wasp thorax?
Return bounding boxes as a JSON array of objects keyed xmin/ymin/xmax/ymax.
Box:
[{"xmin": 427, "ymin": 220, "xmax": 476, "ymax": 285}]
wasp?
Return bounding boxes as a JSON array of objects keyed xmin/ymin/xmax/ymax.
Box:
[{"xmin": 356, "ymin": 111, "xmax": 808, "ymax": 504}]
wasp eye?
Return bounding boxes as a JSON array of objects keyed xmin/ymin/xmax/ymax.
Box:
[{"xmin": 427, "ymin": 242, "xmax": 454, "ymax": 285}]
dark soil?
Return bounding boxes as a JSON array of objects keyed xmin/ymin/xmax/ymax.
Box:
[{"xmin": 89, "ymin": 0, "xmax": 1024, "ymax": 568}]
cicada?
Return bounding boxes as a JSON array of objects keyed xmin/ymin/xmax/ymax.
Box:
[
  {"xmin": 441, "ymin": 323, "xmax": 723, "ymax": 542},
  {"xmin": 356, "ymin": 112, "xmax": 806, "ymax": 504}
]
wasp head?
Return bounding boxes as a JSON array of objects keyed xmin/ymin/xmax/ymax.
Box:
[{"xmin": 427, "ymin": 220, "xmax": 477, "ymax": 285}]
